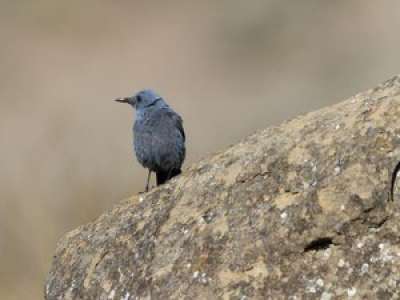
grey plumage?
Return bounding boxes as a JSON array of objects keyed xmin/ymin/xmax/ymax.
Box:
[{"xmin": 115, "ymin": 89, "xmax": 185, "ymax": 191}]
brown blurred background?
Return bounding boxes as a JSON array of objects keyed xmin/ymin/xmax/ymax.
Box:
[{"xmin": 2, "ymin": 1, "xmax": 400, "ymax": 299}]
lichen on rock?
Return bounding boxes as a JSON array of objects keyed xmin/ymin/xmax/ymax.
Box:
[{"xmin": 46, "ymin": 75, "xmax": 400, "ymax": 299}]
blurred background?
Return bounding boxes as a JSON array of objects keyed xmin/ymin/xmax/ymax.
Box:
[{"xmin": 2, "ymin": 1, "xmax": 400, "ymax": 299}]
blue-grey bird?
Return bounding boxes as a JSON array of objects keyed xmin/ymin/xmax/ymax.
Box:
[{"xmin": 115, "ymin": 89, "xmax": 185, "ymax": 192}]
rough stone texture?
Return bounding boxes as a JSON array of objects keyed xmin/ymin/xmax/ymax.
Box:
[{"xmin": 46, "ymin": 76, "xmax": 400, "ymax": 300}]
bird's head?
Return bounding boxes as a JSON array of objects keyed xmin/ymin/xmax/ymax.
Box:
[{"xmin": 114, "ymin": 89, "xmax": 162, "ymax": 110}]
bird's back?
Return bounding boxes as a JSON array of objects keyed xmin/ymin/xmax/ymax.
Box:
[{"xmin": 134, "ymin": 105, "xmax": 185, "ymax": 173}]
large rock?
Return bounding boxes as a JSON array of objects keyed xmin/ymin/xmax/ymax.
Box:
[{"xmin": 46, "ymin": 76, "xmax": 400, "ymax": 299}]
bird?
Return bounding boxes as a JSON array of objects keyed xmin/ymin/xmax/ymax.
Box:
[{"xmin": 115, "ymin": 89, "xmax": 185, "ymax": 192}]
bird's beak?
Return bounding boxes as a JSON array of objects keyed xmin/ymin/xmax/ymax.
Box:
[
  {"xmin": 114, "ymin": 96, "xmax": 137, "ymax": 106},
  {"xmin": 114, "ymin": 97, "xmax": 130, "ymax": 103}
]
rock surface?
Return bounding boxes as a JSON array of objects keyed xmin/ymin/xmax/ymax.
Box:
[{"xmin": 46, "ymin": 76, "xmax": 400, "ymax": 300}]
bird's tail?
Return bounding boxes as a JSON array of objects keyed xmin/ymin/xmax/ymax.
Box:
[{"xmin": 156, "ymin": 169, "xmax": 181, "ymax": 186}]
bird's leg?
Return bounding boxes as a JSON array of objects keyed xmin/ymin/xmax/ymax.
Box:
[
  {"xmin": 166, "ymin": 169, "xmax": 173, "ymax": 181},
  {"xmin": 145, "ymin": 170, "xmax": 152, "ymax": 192}
]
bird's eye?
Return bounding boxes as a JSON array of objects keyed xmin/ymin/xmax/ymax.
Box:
[{"xmin": 136, "ymin": 95, "xmax": 141, "ymax": 102}]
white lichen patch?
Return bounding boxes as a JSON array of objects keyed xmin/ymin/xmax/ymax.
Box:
[
  {"xmin": 379, "ymin": 243, "xmax": 394, "ymax": 263},
  {"xmin": 347, "ymin": 287, "xmax": 357, "ymax": 297},
  {"xmin": 305, "ymin": 278, "xmax": 324, "ymax": 294},
  {"xmin": 322, "ymin": 247, "xmax": 332, "ymax": 260},
  {"xmin": 118, "ymin": 267, "xmax": 125, "ymax": 281},
  {"xmin": 200, "ymin": 272, "xmax": 208, "ymax": 284},
  {"xmin": 370, "ymin": 243, "xmax": 395, "ymax": 264},
  {"xmin": 320, "ymin": 291, "xmax": 333, "ymax": 300},
  {"xmin": 108, "ymin": 289, "xmax": 115, "ymax": 299},
  {"xmin": 316, "ymin": 278, "xmax": 324, "ymax": 287},
  {"xmin": 334, "ymin": 166, "xmax": 341, "ymax": 175},
  {"xmin": 305, "ymin": 284, "xmax": 316, "ymax": 294},
  {"xmin": 338, "ymin": 259, "xmax": 346, "ymax": 268},
  {"xmin": 388, "ymin": 278, "xmax": 397, "ymax": 288},
  {"xmin": 360, "ymin": 263, "xmax": 369, "ymax": 275},
  {"xmin": 46, "ymin": 283, "xmax": 50, "ymax": 296},
  {"xmin": 122, "ymin": 292, "xmax": 130, "ymax": 300}
]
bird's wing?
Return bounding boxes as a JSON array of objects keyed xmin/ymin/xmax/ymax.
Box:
[
  {"xmin": 175, "ymin": 114, "xmax": 185, "ymax": 142},
  {"xmin": 164, "ymin": 109, "xmax": 185, "ymax": 142}
]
